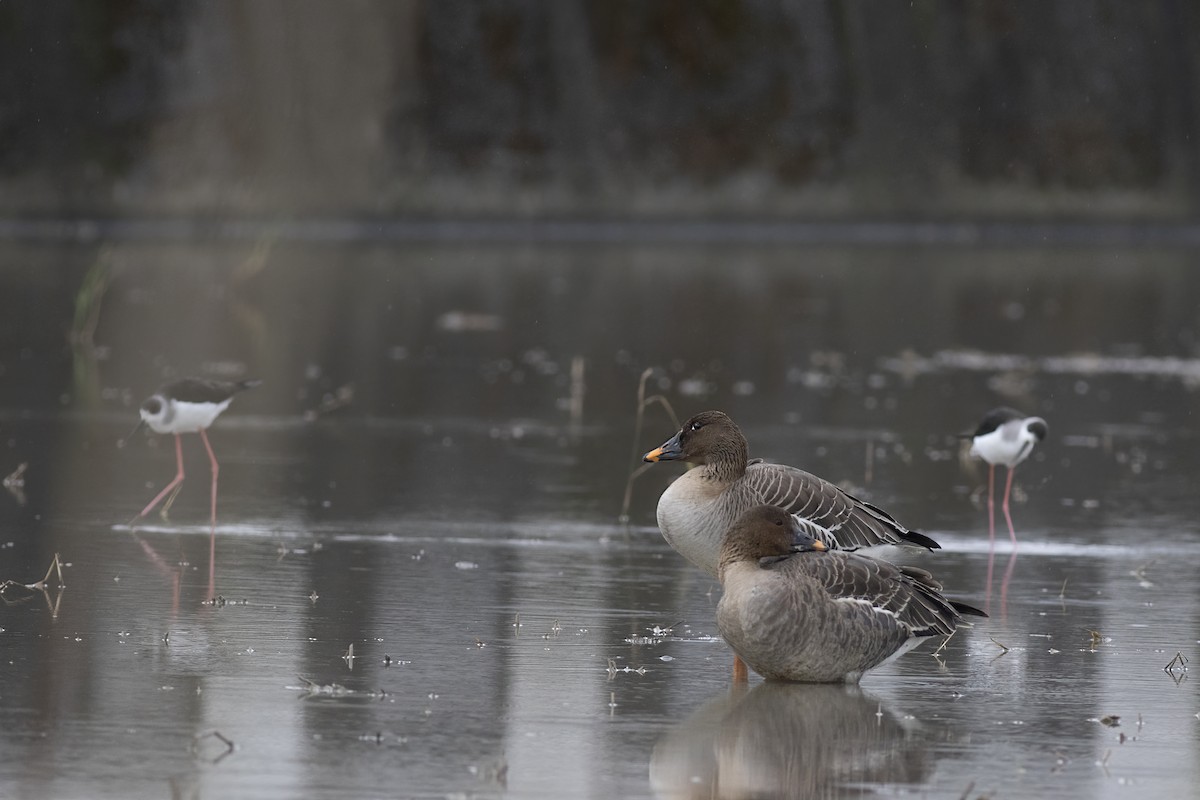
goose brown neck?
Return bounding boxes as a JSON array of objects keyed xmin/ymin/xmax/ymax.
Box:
[
  {"xmin": 703, "ymin": 435, "xmax": 749, "ymax": 483},
  {"xmin": 717, "ymin": 517, "xmax": 790, "ymax": 580}
]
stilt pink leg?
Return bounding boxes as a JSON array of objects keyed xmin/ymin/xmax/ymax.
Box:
[
  {"xmin": 199, "ymin": 429, "xmax": 219, "ymax": 530},
  {"xmin": 199, "ymin": 428, "xmax": 219, "ymax": 596},
  {"xmin": 1002, "ymin": 466, "xmax": 1018, "ymax": 544},
  {"xmin": 986, "ymin": 464, "xmax": 996, "ymax": 546},
  {"xmin": 733, "ymin": 654, "xmax": 749, "ymax": 684},
  {"xmin": 138, "ymin": 435, "xmax": 185, "ymax": 519}
]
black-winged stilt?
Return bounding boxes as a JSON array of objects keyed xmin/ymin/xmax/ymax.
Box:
[
  {"xmin": 965, "ymin": 407, "xmax": 1047, "ymax": 544},
  {"xmin": 127, "ymin": 378, "xmax": 261, "ymax": 529}
]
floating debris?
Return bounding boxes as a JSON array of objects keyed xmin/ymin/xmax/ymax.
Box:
[
  {"xmin": 625, "ymin": 635, "xmax": 662, "ymax": 645},
  {"xmin": 294, "ymin": 677, "xmax": 355, "ymax": 697},
  {"xmin": 1130, "ymin": 562, "xmax": 1155, "ymax": 588},
  {"xmin": 202, "ymin": 595, "xmax": 248, "ymax": 607},
  {"xmin": 606, "ymin": 657, "xmax": 647, "ymax": 678},
  {"xmin": 290, "ymin": 677, "xmax": 394, "ymax": 702},
  {"xmin": 3, "ymin": 462, "xmax": 27, "ymax": 506}
]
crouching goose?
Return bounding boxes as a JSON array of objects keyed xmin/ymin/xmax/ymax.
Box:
[
  {"xmin": 717, "ymin": 505, "xmax": 984, "ymax": 683},
  {"xmin": 643, "ymin": 411, "xmax": 939, "ymax": 577}
]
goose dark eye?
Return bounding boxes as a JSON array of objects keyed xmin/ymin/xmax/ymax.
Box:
[
  {"xmin": 773, "ymin": 518, "xmax": 784, "ymax": 527},
  {"xmin": 690, "ymin": 421, "xmax": 703, "ymax": 431}
]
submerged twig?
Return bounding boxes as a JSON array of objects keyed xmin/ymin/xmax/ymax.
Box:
[
  {"xmin": 1164, "ymin": 651, "xmax": 1189, "ymax": 678},
  {"xmin": 1165, "ymin": 651, "xmax": 1188, "ymax": 671},
  {"xmin": 933, "ymin": 627, "xmax": 958, "ymax": 656},
  {"xmin": 619, "ymin": 463, "xmax": 655, "ymax": 526},
  {"xmin": 619, "ymin": 368, "xmax": 680, "ymax": 522},
  {"xmin": 192, "ymin": 730, "xmax": 236, "ymax": 765},
  {"xmin": 0, "ymin": 553, "xmax": 65, "ymax": 597}
]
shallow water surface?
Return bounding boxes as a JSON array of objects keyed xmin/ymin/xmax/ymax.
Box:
[{"xmin": 2, "ymin": 247, "xmax": 1200, "ymax": 798}]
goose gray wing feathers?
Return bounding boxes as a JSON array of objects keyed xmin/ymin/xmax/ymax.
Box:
[
  {"xmin": 743, "ymin": 462, "xmax": 940, "ymax": 552},
  {"xmin": 772, "ymin": 553, "xmax": 966, "ymax": 638}
]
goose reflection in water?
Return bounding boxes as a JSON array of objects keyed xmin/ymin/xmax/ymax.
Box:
[{"xmin": 650, "ymin": 682, "xmax": 931, "ymax": 799}]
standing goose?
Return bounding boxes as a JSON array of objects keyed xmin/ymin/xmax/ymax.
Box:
[
  {"xmin": 643, "ymin": 411, "xmax": 938, "ymax": 578},
  {"xmin": 717, "ymin": 505, "xmax": 983, "ymax": 683},
  {"xmin": 964, "ymin": 407, "xmax": 1048, "ymax": 544}
]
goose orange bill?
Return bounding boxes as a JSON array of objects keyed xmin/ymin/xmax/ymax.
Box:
[
  {"xmin": 643, "ymin": 432, "xmax": 683, "ymax": 462},
  {"xmin": 786, "ymin": 515, "xmax": 827, "ymax": 553}
]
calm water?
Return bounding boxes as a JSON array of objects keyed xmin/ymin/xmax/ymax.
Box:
[{"xmin": 1, "ymin": 243, "xmax": 1199, "ymax": 798}]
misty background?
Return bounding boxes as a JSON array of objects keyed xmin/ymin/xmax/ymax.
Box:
[{"xmin": 2, "ymin": 1, "xmax": 1198, "ymax": 221}]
